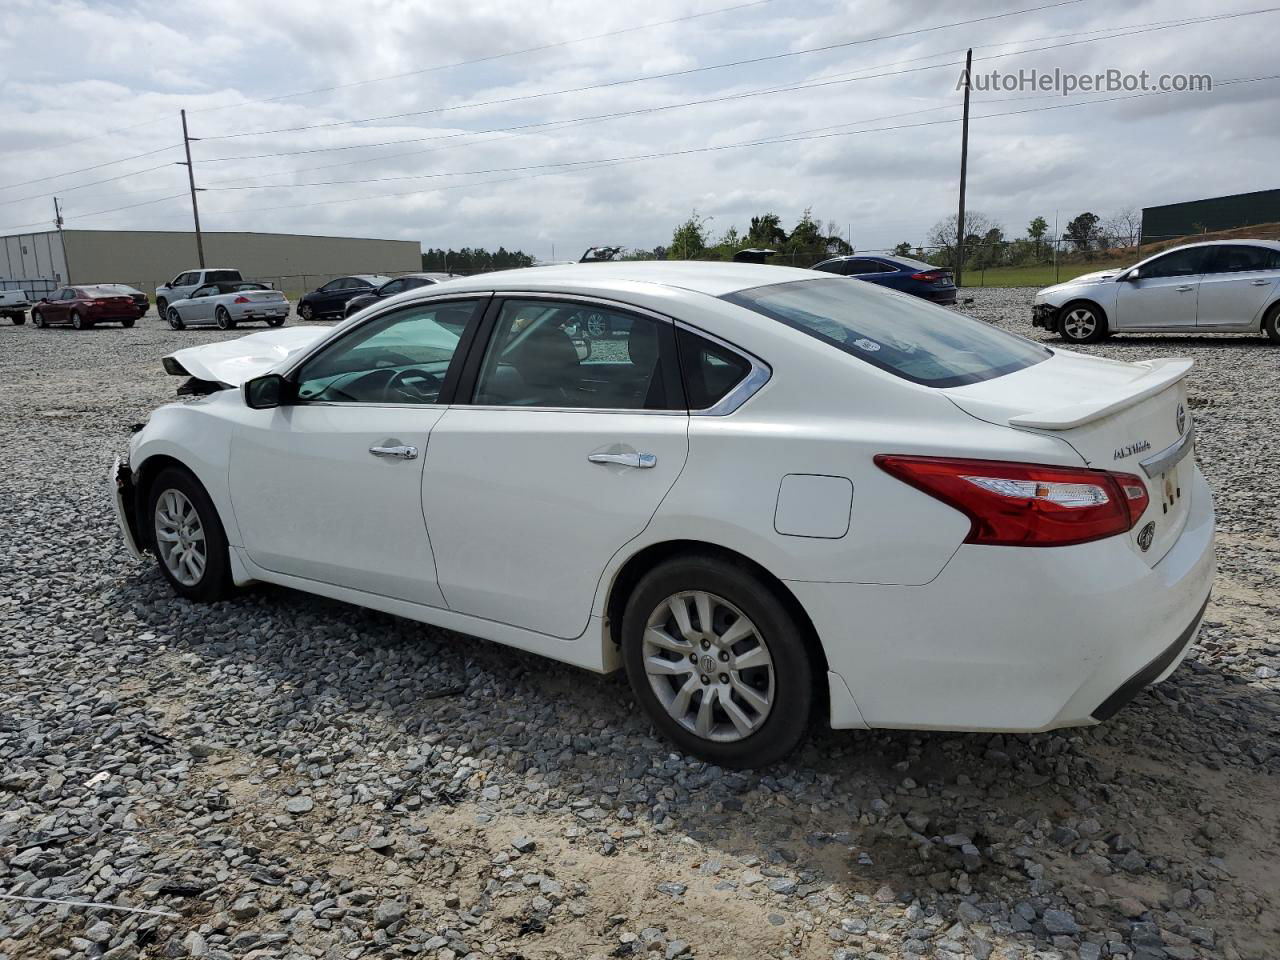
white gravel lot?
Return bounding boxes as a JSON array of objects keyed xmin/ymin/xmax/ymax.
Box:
[{"xmin": 0, "ymin": 288, "xmax": 1277, "ymax": 960}]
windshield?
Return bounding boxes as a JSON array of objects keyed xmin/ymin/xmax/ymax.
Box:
[{"xmin": 724, "ymin": 278, "xmax": 1049, "ymax": 387}]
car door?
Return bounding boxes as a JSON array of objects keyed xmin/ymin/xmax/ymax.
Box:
[
  {"xmin": 228, "ymin": 296, "xmax": 489, "ymax": 605},
  {"xmin": 1194, "ymin": 245, "xmax": 1280, "ymax": 328},
  {"xmin": 318, "ymin": 278, "xmax": 350, "ymax": 312},
  {"xmin": 185, "ymin": 285, "xmax": 219, "ymax": 322},
  {"xmin": 1114, "ymin": 246, "xmax": 1207, "ymax": 329},
  {"xmin": 44, "ymin": 288, "xmax": 72, "ymax": 323},
  {"xmin": 422, "ymin": 295, "xmax": 690, "ymax": 639}
]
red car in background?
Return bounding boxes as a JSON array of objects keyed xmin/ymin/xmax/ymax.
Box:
[{"xmin": 31, "ymin": 285, "xmax": 145, "ymax": 329}]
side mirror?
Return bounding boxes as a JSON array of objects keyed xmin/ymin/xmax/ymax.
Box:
[
  {"xmin": 244, "ymin": 373, "xmax": 290, "ymax": 409},
  {"xmin": 1122, "ymin": 268, "xmax": 1140, "ymax": 281},
  {"xmin": 572, "ymin": 337, "xmax": 593, "ymax": 362}
]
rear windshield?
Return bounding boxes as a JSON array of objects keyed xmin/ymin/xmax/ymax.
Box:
[
  {"xmin": 82, "ymin": 285, "xmax": 135, "ymax": 297},
  {"xmin": 229, "ymin": 282, "xmax": 270, "ymax": 291},
  {"xmin": 206, "ymin": 270, "xmax": 242, "ymax": 282},
  {"xmin": 723, "ymin": 278, "xmax": 1049, "ymax": 387}
]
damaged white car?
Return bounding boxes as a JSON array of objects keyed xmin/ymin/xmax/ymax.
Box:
[{"xmin": 112, "ymin": 263, "xmax": 1215, "ymax": 767}]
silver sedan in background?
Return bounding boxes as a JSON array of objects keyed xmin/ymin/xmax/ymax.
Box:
[{"xmin": 166, "ymin": 282, "xmax": 291, "ymax": 330}]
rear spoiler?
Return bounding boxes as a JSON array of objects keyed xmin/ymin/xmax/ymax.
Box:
[{"xmin": 1008, "ymin": 358, "xmax": 1193, "ymax": 430}]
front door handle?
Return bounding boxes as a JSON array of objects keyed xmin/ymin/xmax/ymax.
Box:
[
  {"xmin": 588, "ymin": 452, "xmax": 656, "ymax": 469},
  {"xmin": 1175, "ymin": 284, "xmax": 1195, "ymax": 292},
  {"xmin": 370, "ymin": 443, "xmax": 418, "ymax": 460},
  {"xmin": 1251, "ymin": 278, "xmax": 1271, "ymax": 286}
]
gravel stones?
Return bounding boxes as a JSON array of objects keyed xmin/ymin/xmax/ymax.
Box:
[{"xmin": 0, "ymin": 294, "xmax": 1276, "ymax": 959}]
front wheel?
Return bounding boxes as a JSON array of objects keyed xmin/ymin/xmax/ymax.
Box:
[
  {"xmin": 1058, "ymin": 302, "xmax": 1108, "ymax": 344},
  {"xmin": 215, "ymin": 306, "xmax": 236, "ymax": 330},
  {"xmin": 1263, "ymin": 302, "xmax": 1280, "ymax": 343},
  {"xmin": 621, "ymin": 556, "xmax": 813, "ymax": 769},
  {"xmin": 167, "ymin": 308, "xmax": 185, "ymax": 330},
  {"xmin": 155, "ymin": 298, "xmax": 168, "ymax": 319},
  {"xmin": 147, "ymin": 467, "xmax": 232, "ymax": 602},
  {"xmin": 32, "ymin": 310, "xmax": 45, "ymax": 328},
  {"xmin": 299, "ymin": 302, "xmax": 315, "ymax": 321}
]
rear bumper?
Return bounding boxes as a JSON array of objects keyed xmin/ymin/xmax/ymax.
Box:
[
  {"xmin": 792, "ymin": 465, "xmax": 1216, "ymax": 732},
  {"xmin": 923, "ymin": 288, "xmax": 958, "ymax": 305},
  {"xmin": 1032, "ymin": 303, "xmax": 1058, "ymax": 329}
]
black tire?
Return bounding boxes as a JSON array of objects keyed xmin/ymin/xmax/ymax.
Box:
[
  {"xmin": 1263, "ymin": 302, "xmax": 1280, "ymax": 343},
  {"xmin": 156, "ymin": 298, "xmax": 168, "ymax": 319},
  {"xmin": 11, "ymin": 314, "xmax": 25, "ymax": 326},
  {"xmin": 1057, "ymin": 301, "xmax": 1108, "ymax": 344},
  {"xmin": 32, "ymin": 310, "xmax": 45, "ymax": 328},
  {"xmin": 71, "ymin": 310, "xmax": 88, "ymax": 330},
  {"xmin": 266, "ymin": 315, "xmax": 286, "ymax": 327},
  {"xmin": 620, "ymin": 555, "xmax": 813, "ymax": 769},
  {"xmin": 121, "ymin": 317, "xmax": 135, "ymax": 329},
  {"xmin": 167, "ymin": 308, "xmax": 185, "ymax": 330},
  {"xmin": 215, "ymin": 306, "xmax": 236, "ymax": 331},
  {"xmin": 299, "ymin": 302, "xmax": 315, "ymax": 321},
  {"xmin": 146, "ymin": 466, "xmax": 232, "ymax": 602}
]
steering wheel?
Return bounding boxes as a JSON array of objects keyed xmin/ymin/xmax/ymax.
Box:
[{"xmin": 385, "ymin": 367, "xmax": 441, "ymax": 402}]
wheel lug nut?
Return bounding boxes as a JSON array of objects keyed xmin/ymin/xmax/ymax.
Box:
[
  {"xmin": 689, "ymin": 653, "xmax": 698, "ymax": 663},
  {"xmin": 700, "ymin": 675, "xmax": 710, "ymax": 684},
  {"xmin": 718, "ymin": 651, "xmax": 729, "ymax": 662},
  {"xmin": 718, "ymin": 673, "xmax": 729, "ymax": 684},
  {"xmin": 700, "ymin": 640, "xmax": 710, "ymax": 650}
]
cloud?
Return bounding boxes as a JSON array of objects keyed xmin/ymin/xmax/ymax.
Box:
[{"xmin": 0, "ymin": 0, "xmax": 1276, "ymax": 257}]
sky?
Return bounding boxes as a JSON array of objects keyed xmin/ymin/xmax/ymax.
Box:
[{"xmin": 1, "ymin": 0, "xmax": 1277, "ymax": 261}]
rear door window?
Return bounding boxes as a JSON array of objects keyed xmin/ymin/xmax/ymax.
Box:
[
  {"xmin": 1203, "ymin": 245, "xmax": 1278, "ymax": 274},
  {"xmin": 723, "ymin": 278, "xmax": 1049, "ymax": 387}
]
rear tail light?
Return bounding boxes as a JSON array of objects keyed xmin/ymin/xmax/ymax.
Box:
[
  {"xmin": 911, "ymin": 270, "xmax": 941, "ymax": 281},
  {"xmin": 875, "ymin": 455, "xmax": 1149, "ymax": 547},
  {"xmin": 233, "ymin": 295, "xmax": 251, "ymax": 303}
]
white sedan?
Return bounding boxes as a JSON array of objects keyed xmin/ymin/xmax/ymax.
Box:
[
  {"xmin": 166, "ymin": 281, "xmax": 291, "ymax": 330},
  {"xmin": 1033, "ymin": 239, "xmax": 1280, "ymax": 343},
  {"xmin": 111, "ymin": 263, "xmax": 1215, "ymax": 767}
]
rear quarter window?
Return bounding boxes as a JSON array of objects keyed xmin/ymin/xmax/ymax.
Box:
[
  {"xmin": 723, "ymin": 278, "xmax": 1049, "ymax": 387},
  {"xmin": 206, "ymin": 270, "xmax": 242, "ymax": 283}
]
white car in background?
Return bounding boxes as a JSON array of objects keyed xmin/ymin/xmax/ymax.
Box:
[
  {"xmin": 112, "ymin": 263, "xmax": 1214, "ymax": 767},
  {"xmin": 155, "ymin": 268, "xmax": 244, "ymax": 319},
  {"xmin": 165, "ymin": 281, "xmax": 290, "ymax": 330},
  {"xmin": 1034, "ymin": 240, "xmax": 1280, "ymax": 343}
]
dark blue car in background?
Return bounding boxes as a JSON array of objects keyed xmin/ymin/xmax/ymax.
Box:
[{"xmin": 812, "ymin": 254, "xmax": 957, "ymax": 305}]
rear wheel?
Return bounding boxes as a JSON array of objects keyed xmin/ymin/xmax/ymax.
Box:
[
  {"xmin": 147, "ymin": 467, "xmax": 232, "ymax": 602},
  {"xmin": 1263, "ymin": 302, "xmax": 1280, "ymax": 343},
  {"xmin": 10, "ymin": 314, "xmax": 25, "ymax": 326},
  {"xmin": 215, "ymin": 306, "xmax": 236, "ymax": 330},
  {"xmin": 620, "ymin": 555, "xmax": 813, "ymax": 769},
  {"xmin": 167, "ymin": 308, "xmax": 185, "ymax": 330},
  {"xmin": 1058, "ymin": 302, "xmax": 1107, "ymax": 344},
  {"xmin": 71, "ymin": 310, "xmax": 87, "ymax": 330}
]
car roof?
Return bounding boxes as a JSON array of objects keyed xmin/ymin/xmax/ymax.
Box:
[
  {"xmin": 351, "ymin": 274, "xmax": 392, "ymax": 282},
  {"xmin": 419, "ymin": 261, "xmax": 824, "ymax": 298},
  {"xmin": 1160, "ymin": 239, "xmax": 1280, "ymax": 251}
]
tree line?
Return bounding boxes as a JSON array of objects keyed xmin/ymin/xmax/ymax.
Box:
[
  {"xmin": 914, "ymin": 208, "xmax": 1144, "ymax": 271},
  {"xmin": 421, "ymin": 247, "xmax": 535, "ymax": 273},
  {"xmin": 623, "ymin": 209, "xmax": 852, "ymax": 267}
]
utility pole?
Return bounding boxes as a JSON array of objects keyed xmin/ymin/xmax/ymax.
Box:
[
  {"xmin": 53, "ymin": 197, "xmax": 70, "ymax": 283},
  {"xmin": 954, "ymin": 48, "xmax": 972, "ymax": 289},
  {"xmin": 179, "ymin": 109, "xmax": 206, "ymax": 268}
]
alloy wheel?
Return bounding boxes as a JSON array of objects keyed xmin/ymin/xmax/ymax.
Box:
[
  {"xmin": 642, "ymin": 590, "xmax": 775, "ymax": 743},
  {"xmin": 153, "ymin": 488, "xmax": 207, "ymax": 587},
  {"xmin": 1062, "ymin": 307, "xmax": 1096, "ymax": 340}
]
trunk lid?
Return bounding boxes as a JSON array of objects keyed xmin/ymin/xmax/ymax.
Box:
[
  {"xmin": 239, "ymin": 290, "xmax": 286, "ymax": 302},
  {"xmin": 165, "ymin": 326, "xmax": 330, "ymax": 386},
  {"xmin": 942, "ymin": 350, "xmax": 1195, "ymax": 566}
]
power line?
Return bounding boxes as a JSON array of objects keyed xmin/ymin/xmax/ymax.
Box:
[
  {"xmin": 0, "ymin": 0, "xmax": 776, "ymax": 160},
  {"xmin": 201, "ymin": 9, "xmax": 1278, "ymax": 192},
  {"xmin": 0, "ymin": 192, "xmax": 189, "ymax": 234},
  {"xmin": 198, "ymin": 0, "xmax": 1092, "ymax": 141},
  {"xmin": 183, "ymin": 74, "xmax": 1279, "ymax": 220},
  {"xmin": 191, "ymin": 0, "xmax": 778, "ymax": 115},
  {"xmin": 0, "ymin": 144, "xmax": 181, "ymax": 193},
  {"xmin": 0, "ymin": 162, "xmax": 180, "ymax": 209}
]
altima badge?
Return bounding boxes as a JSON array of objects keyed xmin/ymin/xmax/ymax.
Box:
[{"xmin": 1137, "ymin": 521, "xmax": 1156, "ymax": 552}]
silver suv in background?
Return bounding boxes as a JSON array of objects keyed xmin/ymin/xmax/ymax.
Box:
[
  {"xmin": 155, "ymin": 268, "xmax": 243, "ymax": 319},
  {"xmin": 1033, "ymin": 240, "xmax": 1280, "ymax": 343}
]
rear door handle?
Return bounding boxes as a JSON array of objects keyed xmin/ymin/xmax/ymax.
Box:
[
  {"xmin": 370, "ymin": 443, "xmax": 418, "ymax": 460},
  {"xmin": 1251, "ymin": 278, "xmax": 1271, "ymax": 286},
  {"xmin": 1175, "ymin": 285, "xmax": 1195, "ymax": 292},
  {"xmin": 588, "ymin": 452, "xmax": 656, "ymax": 469}
]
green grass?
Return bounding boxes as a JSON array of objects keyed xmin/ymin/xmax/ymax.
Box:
[{"xmin": 958, "ymin": 262, "xmax": 1129, "ymax": 288}]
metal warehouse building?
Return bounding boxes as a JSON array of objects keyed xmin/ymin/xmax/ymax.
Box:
[
  {"xmin": 0, "ymin": 229, "xmax": 423, "ymax": 295},
  {"xmin": 1142, "ymin": 188, "xmax": 1280, "ymax": 244}
]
